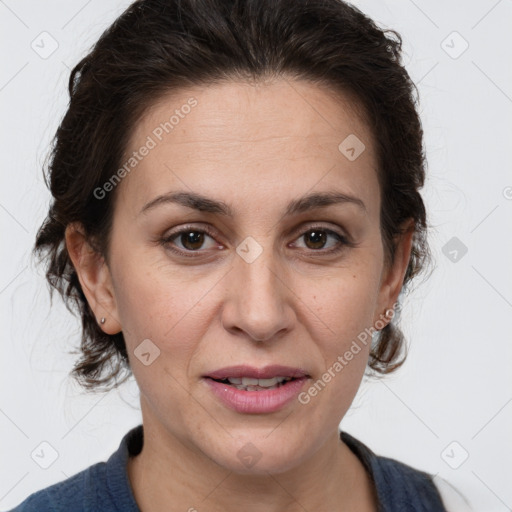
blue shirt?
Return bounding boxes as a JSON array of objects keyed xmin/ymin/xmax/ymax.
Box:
[{"xmin": 8, "ymin": 425, "xmax": 447, "ymax": 511}]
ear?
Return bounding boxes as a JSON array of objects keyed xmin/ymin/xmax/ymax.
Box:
[
  {"xmin": 373, "ymin": 219, "xmax": 415, "ymax": 327},
  {"xmin": 65, "ymin": 223, "xmax": 122, "ymax": 335}
]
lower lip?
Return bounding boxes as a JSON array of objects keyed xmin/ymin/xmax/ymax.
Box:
[{"xmin": 203, "ymin": 377, "xmax": 308, "ymax": 414}]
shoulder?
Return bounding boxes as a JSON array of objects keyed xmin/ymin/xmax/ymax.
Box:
[
  {"xmin": 377, "ymin": 457, "xmax": 474, "ymax": 511},
  {"xmin": 341, "ymin": 431, "xmax": 461, "ymax": 512},
  {"xmin": 6, "ymin": 461, "xmax": 108, "ymax": 512},
  {"xmin": 7, "ymin": 425, "xmax": 142, "ymax": 512},
  {"xmin": 372, "ymin": 453, "xmax": 447, "ymax": 509},
  {"xmin": 432, "ymin": 475, "xmax": 475, "ymax": 512}
]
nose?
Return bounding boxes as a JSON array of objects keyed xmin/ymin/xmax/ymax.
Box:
[{"xmin": 221, "ymin": 242, "xmax": 295, "ymax": 343}]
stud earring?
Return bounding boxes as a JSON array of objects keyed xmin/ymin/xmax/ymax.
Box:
[{"xmin": 100, "ymin": 317, "xmax": 106, "ymax": 324}]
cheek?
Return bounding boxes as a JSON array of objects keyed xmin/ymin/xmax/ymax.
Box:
[
  {"xmin": 314, "ymin": 281, "xmax": 375, "ymax": 381},
  {"xmin": 296, "ymin": 255, "xmax": 382, "ymax": 400},
  {"xmin": 294, "ymin": 284, "xmax": 377, "ymax": 432},
  {"xmin": 111, "ymin": 248, "xmax": 219, "ymax": 364},
  {"xmin": 112, "ymin": 257, "xmax": 207, "ymax": 422},
  {"xmin": 310, "ymin": 261, "xmax": 382, "ymax": 346}
]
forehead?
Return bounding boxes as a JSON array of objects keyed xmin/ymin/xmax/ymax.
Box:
[{"xmin": 115, "ymin": 78, "xmax": 380, "ymax": 221}]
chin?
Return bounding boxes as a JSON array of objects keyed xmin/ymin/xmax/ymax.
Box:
[{"xmin": 208, "ymin": 434, "xmax": 307, "ymax": 476}]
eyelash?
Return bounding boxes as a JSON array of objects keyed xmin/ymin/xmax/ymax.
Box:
[{"xmin": 159, "ymin": 224, "xmax": 352, "ymax": 258}]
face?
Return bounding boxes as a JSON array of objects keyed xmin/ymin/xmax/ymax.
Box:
[{"xmin": 72, "ymin": 78, "xmax": 410, "ymax": 474}]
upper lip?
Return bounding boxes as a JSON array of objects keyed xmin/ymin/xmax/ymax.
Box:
[{"xmin": 205, "ymin": 365, "xmax": 309, "ymax": 380}]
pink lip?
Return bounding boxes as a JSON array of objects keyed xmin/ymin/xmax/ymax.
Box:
[
  {"xmin": 205, "ymin": 364, "xmax": 309, "ymax": 380},
  {"xmin": 203, "ymin": 365, "xmax": 310, "ymax": 414}
]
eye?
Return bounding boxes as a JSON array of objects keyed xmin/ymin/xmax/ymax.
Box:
[
  {"xmin": 291, "ymin": 226, "xmax": 349, "ymax": 254},
  {"xmin": 160, "ymin": 226, "xmax": 221, "ymax": 256},
  {"xmin": 160, "ymin": 224, "xmax": 351, "ymax": 258}
]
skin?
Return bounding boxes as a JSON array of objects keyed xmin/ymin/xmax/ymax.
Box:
[{"xmin": 66, "ymin": 78, "xmax": 414, "ymax": 512}]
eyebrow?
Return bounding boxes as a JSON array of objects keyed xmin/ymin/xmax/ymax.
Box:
[{"xmin": 140, "ymin": 190, "xmax": 367, "ymax": 217}]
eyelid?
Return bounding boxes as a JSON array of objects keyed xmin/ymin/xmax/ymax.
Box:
[
  {"xmin": 289, "ymin": 221, "xmax": 350, "ymax": 240},
  {"xmin": 160, "ymin": 221, "xmax": 352, "ymax": 256},
  {"xmin": 161, "ymin": 224, "xmax": 221, "ymax": 250},
  {"xmin": 163, "ymin": 222, "xmax": 349, "ymax": 243}
]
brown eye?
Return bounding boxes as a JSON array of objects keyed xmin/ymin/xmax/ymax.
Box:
[
  {"xmin": 294, "ymin": 228, "xmax": 347, "ymax": 252},
  {"xmin": 161, "ymin": 226, "xmax": 220, "ymax": 256},
  {"xmin": 303, "ymin": 229, "xmax": 328, "ymax": 250},
  {"xmin": 179, "ymin": 231, "xmax": 206, "ymax": 251}
]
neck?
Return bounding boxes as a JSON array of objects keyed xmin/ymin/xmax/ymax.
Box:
[{"xmin": 127, "ymin": 411, "xmax": 377, "ymax": 512}]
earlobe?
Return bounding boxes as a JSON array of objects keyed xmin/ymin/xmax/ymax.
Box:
[
  {"xmin": 374, "ymin": 220, "xmax": 415, "ymax": 328},
  {"xmin": 64, "ymin": 223, "xmax": 122, "ymax": 335}
]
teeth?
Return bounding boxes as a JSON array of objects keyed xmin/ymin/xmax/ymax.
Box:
[
  {"xmin": 242, "ymin": 377, "xmax": 259, "ymax": 386},
  {"xmin": 254, "ymin": 377, "xmax": 283, "ymax": 387},
  {"xmin": 225, "ymin": 376, "xmax": 292, "ymax": 389}
]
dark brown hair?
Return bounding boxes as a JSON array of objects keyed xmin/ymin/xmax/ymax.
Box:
[{"xmin": 34, "ymin": 0, "xmax": 432, "ymax": 390}]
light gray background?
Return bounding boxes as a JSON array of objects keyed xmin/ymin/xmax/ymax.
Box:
[{"xmin": 1, "ymin": 0, "xmax": 511, "ymax": 510}]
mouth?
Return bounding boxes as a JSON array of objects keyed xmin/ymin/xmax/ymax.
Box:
[
  {"xmin": 202, "ymin": 365, "xmax": 310, "ymax": 413},
  {"xmin": 205, "ymin": 364, "xmax": 309, "ymax": 386},
  {"xmin": 207, "ymin": 375, "xmax": 297, "ymax": 391}
]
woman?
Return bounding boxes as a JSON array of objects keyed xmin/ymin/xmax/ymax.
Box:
[{"xmin": 10, "ymin": 0, "xmax": 465, "ymax": 510}]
